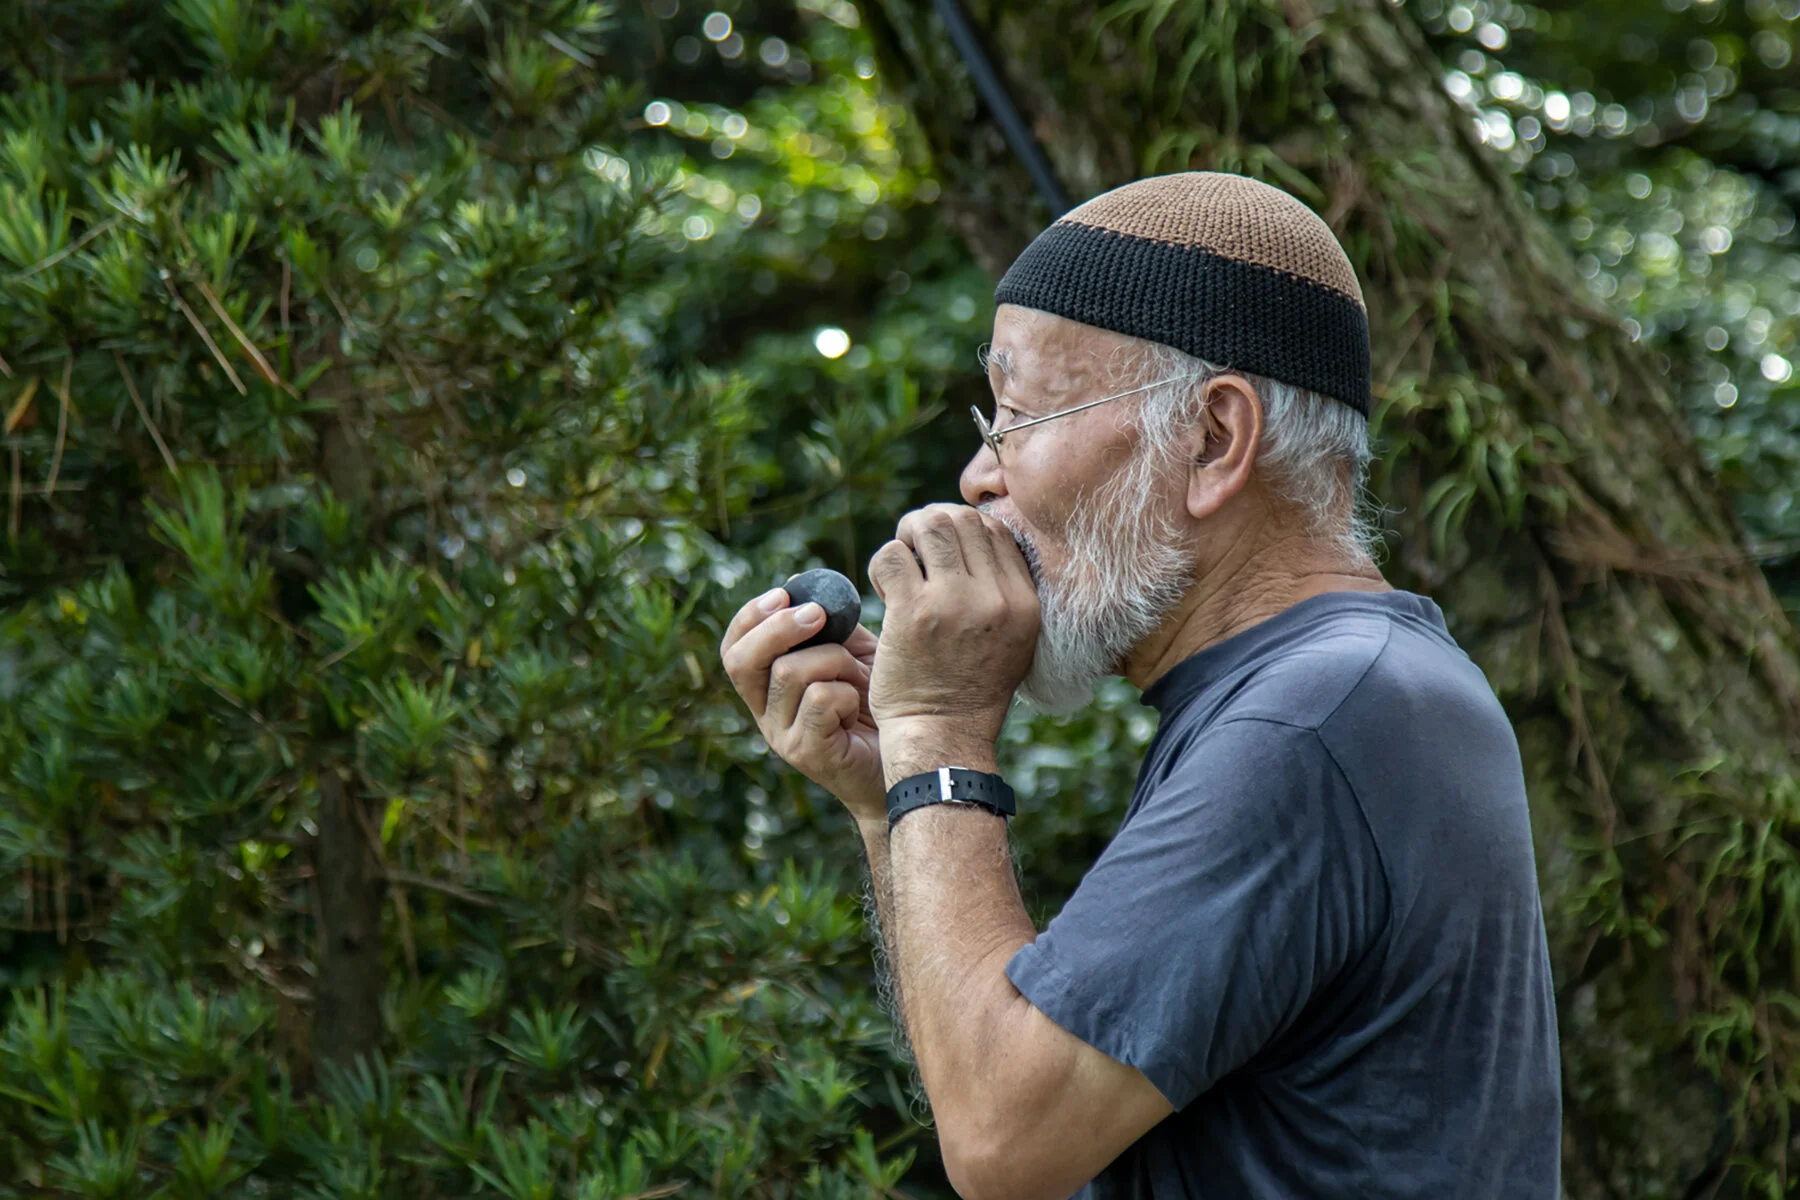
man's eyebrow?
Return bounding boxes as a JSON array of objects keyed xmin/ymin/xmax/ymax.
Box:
[{"xmin": 977, "ymin": 344, "xmax": 1012, "ymax": 377}]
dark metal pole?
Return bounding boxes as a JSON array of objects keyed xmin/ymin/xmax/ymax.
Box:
[{"xmin": 931, "ymin": 0, "xmax": 1071, "ymax": 218}]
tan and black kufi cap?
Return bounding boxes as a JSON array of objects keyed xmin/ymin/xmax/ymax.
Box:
[{"xmin": 994, "ymin": 172, "xmax": 1371, "ymax": 416}]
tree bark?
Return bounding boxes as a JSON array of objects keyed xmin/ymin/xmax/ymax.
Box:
[
  {"xmin": 864, "ymin": 0, "xmax": 1800, "ymax": 1192},
  {"xmin": 313, "ymin": 766, "xmax": 386, "ymax": 1067}
]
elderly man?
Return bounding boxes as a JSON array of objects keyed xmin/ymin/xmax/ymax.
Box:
[{"xmin": 721, "ymin": 172, "xmax": 1560, "ymax": 1199}]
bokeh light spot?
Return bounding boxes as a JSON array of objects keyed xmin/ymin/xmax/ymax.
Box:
[{"xmin": 814, "ymin": 327, "xmax": 850, "ymax": 358}]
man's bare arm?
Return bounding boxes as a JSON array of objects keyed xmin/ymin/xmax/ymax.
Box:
[{"xmin": 863, "ymin": 720, "xmax": 1173, "ymax": 1200}]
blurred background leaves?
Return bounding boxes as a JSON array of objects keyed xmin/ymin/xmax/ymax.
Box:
[{"xmin": 0, "ymin": 0, "xmax": 1797, "ymax": 1195}]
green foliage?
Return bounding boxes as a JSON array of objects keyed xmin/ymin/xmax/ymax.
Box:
[
  {"xmin": 5, "ymin": 0, "xmax": 1800, "ymax": 1195},
  {"xmin": 863, "ymin": 0, "xmax": 1800, "ymax": 1191},
  {"xmin": 0, "ymin": 0, "xmax": 950, "ymax": 1194}
]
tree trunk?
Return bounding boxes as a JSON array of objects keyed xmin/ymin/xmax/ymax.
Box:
[
  {"xmin": 313, "ymin": 766, "xmax": 385, "ymax": 1068},
  {"xmin": 309, "ymin": 354, "xmax": 386, "ymax": 1070},
  {"xmin": 864, "ymin": 0, "xmax": 1800, "ymax": 1192}
]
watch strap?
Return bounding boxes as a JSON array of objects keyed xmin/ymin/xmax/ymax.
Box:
[{"xmin": 887, "ymin": 766, "xmax": 1016, "ymax": 829}]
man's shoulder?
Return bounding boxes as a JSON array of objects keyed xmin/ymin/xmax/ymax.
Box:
[
  {"xmin": 1155, "ymin": 595, "xmax": 1515, "ymax": 802},
  {"xmin": 1201, "ymin": 598, "xmax": 1466, "ymax": 735}
]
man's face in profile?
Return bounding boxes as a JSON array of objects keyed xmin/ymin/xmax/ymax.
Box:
[{"xmin": 961, "ymin": 306, "xmax": 1199, "ymax": 714}]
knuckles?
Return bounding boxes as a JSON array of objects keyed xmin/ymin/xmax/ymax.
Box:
[
  {"xmin": 769, "ymin": 655, "xmax": 800, "ymax": 691},
  {"xmin": 897, "ymin": 503, "xmax": 972, "ymax": 543},
  {"xmin": 769, "ymin": 645, "xmax": 857, "ymax": 696},
  {"xmin": 867, "ymin": 538, "xmax": 911, "ymax": 580},
  {"xmin": 919, "ymin": 510, "xmax": 957, "ymax": 539}
]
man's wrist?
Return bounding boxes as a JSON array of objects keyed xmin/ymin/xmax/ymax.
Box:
[
  {"xmin": 856, "ymin": 815, "xmax": 890, "ymax": 850},
  {"xmin": 879, "ymin": 717, "xmax": 999, "ymax": 790}
]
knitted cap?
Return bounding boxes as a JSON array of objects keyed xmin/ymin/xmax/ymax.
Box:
[{"xmin": 994, "ymin": 172, "xmax": 1372, "ymax": 416}]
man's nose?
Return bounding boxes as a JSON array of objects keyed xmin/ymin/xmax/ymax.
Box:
[{"xmin": 960, "ymin": 442, "xmax": 1004, "ymax": 506}]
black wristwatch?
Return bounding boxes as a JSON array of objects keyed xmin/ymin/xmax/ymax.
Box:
[{"xmin": 886, "ymin": 766, "xmax": 1016, "ymax": 829}]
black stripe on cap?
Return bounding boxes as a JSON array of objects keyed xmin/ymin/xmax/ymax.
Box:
[{"xmin": 994, "ymin": 221, "xmax": 1372, "ymax": 416}]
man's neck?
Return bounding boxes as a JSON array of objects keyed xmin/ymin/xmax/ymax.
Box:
[{"xmin": 1122, "ymin": 531, "xmax": 1390, "ymax": 694}]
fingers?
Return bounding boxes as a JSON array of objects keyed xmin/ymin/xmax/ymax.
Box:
[
  {"xmin": 720, "ymin": 587, "xmax": 787, "ymax": 661},
  {"xmin": 983, "ymin": 519, "xmax": 1039, "ymax": 648},
  {"xmin": 766, "ymin": 643, "xmax": 869, "ymax": 735},
  {"xmin": 720, "ymin": 592, "xmax": 827, "ymax": 717},
  {"xmin": 873, "ymin": 504, "xmax": 1040, "ymax": 642},
  {"xmin": 793, "ymin": 678, "xmax": 863, "ymax": 748},
  {"xmin": 958, "ymin": 509, "xmax": 1007, "ymax": 579},
  {"xmin": 867, "ymin": 538, "xmax": 922, "ymax": 606},
  {"xmin": 975, "ymin": 510, "xmax": 1037, "ymax": 608},
  {"xmin": 896, "ymin": 504, "xmax": 969, "ymax": 580},
  {"xmin": 844, "ymin": 623, "xmax": 878, "ymax": 667}
]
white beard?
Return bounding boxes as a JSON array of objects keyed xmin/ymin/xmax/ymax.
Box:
[{"xmin": 984, "ymin": 448, "xmax": 1197, "ymax": 715}]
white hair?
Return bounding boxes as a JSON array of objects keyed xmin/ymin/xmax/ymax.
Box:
[
  {"xmin": 979, "ymin": 337, "xmax": 1384, "ymax": 715},
  {"xmin": 1120, "ymin": 340, "xmax": 1383, "ymax": 564}
]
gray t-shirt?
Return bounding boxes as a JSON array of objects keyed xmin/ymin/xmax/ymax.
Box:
[{"xmin": 1005, "ymin": 590, "xmax": 1560, "ymax": 1198}]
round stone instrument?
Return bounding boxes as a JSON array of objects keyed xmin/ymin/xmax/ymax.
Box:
[{"xmin": 783, "ymin": 568, "xmax": 861, "ymax": 650}]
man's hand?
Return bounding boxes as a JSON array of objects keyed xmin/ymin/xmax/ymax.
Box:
[
  {"xmin": 866, "ymin": 504, "xmax": 1040, "ymax": 754},
  {"xmin": 720, "ymin": 586, "xmax": 885, "ymax": 823}
]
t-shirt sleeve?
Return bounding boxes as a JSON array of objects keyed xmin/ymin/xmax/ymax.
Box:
[{"xmin": 1005, "ymin": 717, "xmax": 1386, "ymax": 1109}]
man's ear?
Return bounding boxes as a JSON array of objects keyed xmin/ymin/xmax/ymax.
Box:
[{"xmin": 1184, "ymin": 375, "xmax": 1263, "ymax": 522}]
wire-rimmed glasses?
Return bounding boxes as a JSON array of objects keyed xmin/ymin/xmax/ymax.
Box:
[{"xmin": 970, "ymin": 374, "xmax": 1205, "ymax": 461}]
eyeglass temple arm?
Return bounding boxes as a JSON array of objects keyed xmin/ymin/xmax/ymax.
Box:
[{"xmin": 992, "ymin": 373, "xmax": 1204, "ymax": 440}]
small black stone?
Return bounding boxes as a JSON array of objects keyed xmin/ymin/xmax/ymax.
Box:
[{"xmin": 783, "ymin": 568, "xmax": 862, "ymax": 650}]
